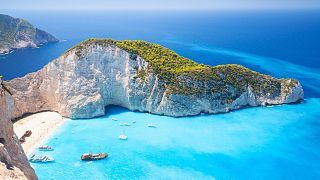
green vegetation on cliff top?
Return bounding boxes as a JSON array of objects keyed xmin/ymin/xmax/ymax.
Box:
[
  {"xmin": 0, "ymin": 14, "xmax": 36, "ymax": 47},
  {"xmin": 68, "ymin": 38, "xmax": 298, "ymax": 98},
  {"xmin": 0, "ymin": 14, "xmax": 58, "ymax": 53}
]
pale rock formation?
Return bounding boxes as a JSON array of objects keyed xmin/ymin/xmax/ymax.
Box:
[{"xmin": 7, "ymin": 42, "xmax": 303, "ymax": 119}]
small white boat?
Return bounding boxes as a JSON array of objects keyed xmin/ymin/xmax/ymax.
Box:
[
  {"xmin": 119, "ymin": 123, "xmax": 131, "ymax": 126},
  {"xmin": 29, "ymin": 154, "xmax": 54, "ymax": 163},
  {"xmin": 132, "ymin": 120, "xmax": 136, "ymax": 123},
  {"xmin": 112, "ymin": 118, "xmax": 118, "ymax": 121},
  {"xmin": 147, "ymin": 124, "xmax": 157, "ymax": 128},
  {"xmin": 266, "ymin": 105, "xmax": 273, "ymax": 108},
  {"xmin": 38, "ymin": 145, "xmax": 54, "ymax": 151},
  {"xmin": 119, "ymin": 134, "xmax": 128, "ymax": 140}
]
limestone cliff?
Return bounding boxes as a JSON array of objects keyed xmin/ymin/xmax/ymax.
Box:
[
  {"xmin": 0, "ymin": 80, "xmax": 37, "ymax": 180},
  {"xmin": 7, "ymin": 39, "xmax": 303, "ymax": 119},
  {"xmin": 0, "ymin": 14, "xmax": 58, "ymax": 54}
]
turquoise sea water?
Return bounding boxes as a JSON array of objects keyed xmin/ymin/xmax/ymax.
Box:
[
  {"xmin": 1, "ymin": 10, "xmax": 319, "ymax": 179},
  {"xmin": 32, "ymin": 99, "xmax": 320, "ymax": 179}
]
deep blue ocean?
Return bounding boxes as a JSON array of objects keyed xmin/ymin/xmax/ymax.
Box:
[{"xmin": 1, "ymin": 10, "xmax": 320, "ymax": 179}]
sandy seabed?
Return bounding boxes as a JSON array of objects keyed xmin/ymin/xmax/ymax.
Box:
[{"xmin": 13, "ymin": 112, "xmax": 67, "ymax": 155}]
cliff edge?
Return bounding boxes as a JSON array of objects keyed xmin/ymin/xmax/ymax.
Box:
[
  {"xmin": 7, "ymin": 39, "xmax": 303, "ymax": 119},
  {"xmin": 0, "ymin": 80, "xmax": 37, "ymax": 179}
]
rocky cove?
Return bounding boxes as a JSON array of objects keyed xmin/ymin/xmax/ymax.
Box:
[{"xmin": 0, "ymin": 39, "xmax": 304, "ymax": 179}]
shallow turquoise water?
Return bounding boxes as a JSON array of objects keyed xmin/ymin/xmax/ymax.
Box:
[
  {"xmin": 32, "ymin": 99, "xmax": 320, "ymax": 179},
  {"xmin": 2, "ymin": 10, "xmax": 319, "ymax": 179}
]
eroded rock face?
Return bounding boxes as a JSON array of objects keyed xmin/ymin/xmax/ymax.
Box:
[
  {"xmin": 0, "ymin": 81, "xmax": 37, "ymax": 180},
  {"xmin": 7, "ymin": 43, "xmax": 303, "ymax": 119}
]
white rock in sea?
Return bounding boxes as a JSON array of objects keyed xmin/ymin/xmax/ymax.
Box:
[{"xmin": 6, "ymin": 39, "xmax": 303, "ymax": 119}]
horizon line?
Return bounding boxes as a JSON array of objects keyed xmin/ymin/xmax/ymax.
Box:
[{"xmin": 1, "ymin": 5, "xmax": 320, "ymax": 11}]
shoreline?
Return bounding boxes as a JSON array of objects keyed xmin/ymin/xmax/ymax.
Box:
[{"xmin": 13, "ymin": 112, "xmax": 67, "ymax": 155}]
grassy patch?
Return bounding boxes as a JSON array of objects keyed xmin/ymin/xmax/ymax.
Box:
[{"xmin": 136, "ymin": 69, "xmax": 147, "ymax": 82}]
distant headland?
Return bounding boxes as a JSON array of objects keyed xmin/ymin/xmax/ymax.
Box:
[{"xmin": 0, "ymin": 14, "xmax": 58, "ymax": 55}]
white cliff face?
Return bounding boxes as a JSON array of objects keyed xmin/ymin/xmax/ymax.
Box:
[
  {"xmin": 0, "ymin": 81, "xmax": 38, "ymax": 180},
  {"xmin": 7, "ymin": 43, "xmax": 303, "ymax": 119}
]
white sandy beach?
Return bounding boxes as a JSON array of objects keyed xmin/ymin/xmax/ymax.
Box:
[{"xmin": 13, "ymin": 112, "xmax": 67, "ymax": 155}]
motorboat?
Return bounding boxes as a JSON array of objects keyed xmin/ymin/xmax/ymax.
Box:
[
  {"xmin": 81, "ymin": 153, "xmax": 108, "ymax": 161},
  {"xmin": 112, "ymin": 118, "xmax": 118, "ymax": 121},
  {"xmin": 29, "ymin": 154, "xmax": 54, "ymax": 163},
  {"xmin": 147, "ymin": 124, "xmax": 157, "ymax": 128},
  {"xmin": 119, "ymin": 123, "xmax": 131, "ymax": 126},
  {"xmin": 119, "ymin": 134, "xmax": 128, "ymax": 140},
  {"xmin": 38, "ymin": 145, "xmax": 54, "ymax": 151},
  {"xmin": 132, "ymin": 120, "xmax": 136, "ymax": 123}
]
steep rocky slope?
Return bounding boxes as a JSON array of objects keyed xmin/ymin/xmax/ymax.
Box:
[
  {"xmin": 7, "ymin": 39, "xmax": 303, "ymax": 119},
  {"xmin": 0, "ymin": 80, "xmax": 37, "ymax": 179},
  {"xmin": 0, "ymin": 14, "xmax": 58, "ymax": 54}
]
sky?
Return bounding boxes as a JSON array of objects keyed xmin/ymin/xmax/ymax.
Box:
[{"xmin": 1, "ymin": 0, "xmax": 320, "ymax": 11}]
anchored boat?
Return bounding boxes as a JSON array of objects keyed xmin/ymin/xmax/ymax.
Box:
[
  {"xmin": 38, "ymin": 145, "xmax": 54, "ymax": 151},
  {"xmin": 29, "ymin": 154, "xmax": 54, "ymax": 163},
  {"xmin": 119, "ymin": 123, "xmax": 131, "ymax": 126},
  {"xmin": 147, "ymin": 124, "xmax": 157, "ymax": 128},
  {"xmin": 81, "ymin": 153, "xmax": 108, "ymax": 161},
  {"xmin": 119, "ymin": 134, "xmax": 128, "ymax": 140}
]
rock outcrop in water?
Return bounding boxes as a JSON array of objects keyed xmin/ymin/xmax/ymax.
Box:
[
  {"xmin": 0, "ymin": 80, "xmax": 37, "ymax": 180},
  {"xmin": 7, "ymin": 39, "xmax": 303, "ymax": 119},
  {"xmin": 0, "ymin": 14, "xmax": 58, "ymax": 54}
]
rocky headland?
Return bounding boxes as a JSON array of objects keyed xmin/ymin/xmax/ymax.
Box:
[
  {"xmin": 0, "ymin": 38, "xmax": 304, "ymax": 179},
  {"xmin": 0, "ymin": 14, "xmax": 58, "ymax": 54},
  {"xmin": 0, "ymin": 80, "xmax": 37, "ymax": 179},
  {"xmin": 6, "ymin": 39, "xmax": 304, "ymax": 119}
]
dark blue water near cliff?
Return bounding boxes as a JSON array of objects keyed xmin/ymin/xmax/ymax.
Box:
[
  {"xmin": 1, "ymin": 10, "xmax": 320, "ymax": 179},
  {"xmin": 1, "ymin": 10, "xmax": 320, "ymax": 97}
]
